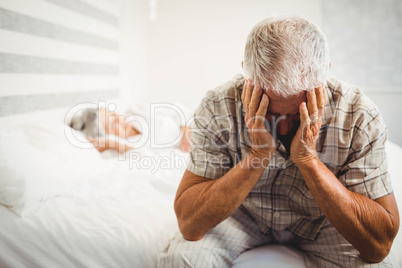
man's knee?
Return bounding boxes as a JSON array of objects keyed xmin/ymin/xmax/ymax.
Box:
[
  {"xmin": 302, "ymin": 247, "xmax": 399, "ymax": 268},
  {"xmin": 158, "ymin": 245, "xmax": 195, "ymax": 268},
  {"xmin": 158, "ymin": 233, "xmax": 233, "ymax": 268}
]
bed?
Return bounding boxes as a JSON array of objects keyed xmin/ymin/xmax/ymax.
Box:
[
  {"xmin": 0, "ymin": 106, "xmax": 401, "ymax": 268},
  {"xmin": 0, "ymin": 105, "xmax": 186, "ymax": 268}
]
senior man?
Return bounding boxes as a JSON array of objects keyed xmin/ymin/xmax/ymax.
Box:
[{"xmin": 158, "ymin": 16, "xmax": 400, "ymax": 267}]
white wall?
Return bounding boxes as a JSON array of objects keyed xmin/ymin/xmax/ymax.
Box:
[
  {"xmin": 365, "ymin": 92, "xmax": 402, "ymax": 146},
  {"xmin": 321, "ymin": 0, "xmax": 402, "ymax": 146},
  {"xmin": 119, "ymin": 0, "xmax": 149, "ymax": 104}
]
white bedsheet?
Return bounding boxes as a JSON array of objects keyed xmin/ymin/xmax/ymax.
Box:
[{"xmin": 0, "ymin": 148, "xmax": 186, "ymax": 268}]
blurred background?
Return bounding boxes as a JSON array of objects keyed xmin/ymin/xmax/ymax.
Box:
[{"xmin": 0, "ymin": 0, "xmax": 401, "ymax": 145}]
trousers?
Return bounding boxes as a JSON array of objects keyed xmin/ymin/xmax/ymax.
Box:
[{"xmin": 158, "ymin": 207, "xmax": 398, "ymax": 268}]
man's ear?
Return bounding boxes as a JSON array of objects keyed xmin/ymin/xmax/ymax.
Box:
[
  {"xmin": 241, "ymin": 61, "xmax": 243, "ymax": 69},
  {"xmin": 329, "ymin": 62, "xmax": 332, "ymax": 69}
]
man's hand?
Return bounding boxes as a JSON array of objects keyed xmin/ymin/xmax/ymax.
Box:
[
  {"xmin": 291, "ymin": 85, "xmax": 325, "ymax": 165},
  {"xmin": 179, "ymin": 126, "xmax": 191, "ymax": 152},
  {"xmin": 241, "ymin": 80, "xmax": 276, "ymax": 164}
]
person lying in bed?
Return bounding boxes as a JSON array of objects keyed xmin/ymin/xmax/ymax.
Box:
[{"xmin": 70, "ymin": 106, "xmax": 191, "ymax": 154}]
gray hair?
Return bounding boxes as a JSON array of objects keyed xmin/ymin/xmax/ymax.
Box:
[
  {"xmin": 243, "ymin": 16, "xmax": 330, "ymax": 97},
  {"xmin": 69, "ymin": 108, "xmax": 105, "ymax": 137}
]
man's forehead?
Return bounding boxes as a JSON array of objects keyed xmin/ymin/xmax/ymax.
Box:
[{"xmin": 265, "ymin": 90, "xmax": 306, "ymax": 115}]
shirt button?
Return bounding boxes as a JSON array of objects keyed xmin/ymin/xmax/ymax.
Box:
[
  {"xmin": 274, "ymin": 212, "xmax": 280, "ymax": 218},
  {"xmin": 275, "ymin": 180, "xmax": 281, "ymax": 185}
]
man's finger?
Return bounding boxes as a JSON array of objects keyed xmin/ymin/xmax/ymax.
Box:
[
  {"xmin": 249, "ymin": 84, "xmax": 262, "ymax": 116},
  {"xmin": 254, "ymin": 94, "xmax": 269, "ymax": 128},
  {"xmin": 244, "ymin": 80, "xmax": 253, "ymax": 109},
  {"xmin": 241, "ymin": 80, "xmax": 248, "ymax": 102},
  {"xmin": 307, "ymin": 89, "xmax": 318, "ymax": 117},
  {"xmin": 315, "ymin": 85, "xmax": 325, "ymax": 109},
  {"xmin": 300, "ymin": 102, "xmax": 310, "ymax": 125}
]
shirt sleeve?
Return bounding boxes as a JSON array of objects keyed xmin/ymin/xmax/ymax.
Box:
[
  {"xmin": 338, "ymin": 110, "xmax": 393, "ymax": 200},
  {"xmin": 186, "ymin": 91, "xmax": 232, "ymax": 180}
]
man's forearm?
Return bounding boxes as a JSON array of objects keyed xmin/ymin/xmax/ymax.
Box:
[
  {"xmin": 297, "ymin": 158, "xmax": 397, "ymax": 262},
  {"xmin": 175, "ymin": 153, "xmax": 272, "ymax": 241}
]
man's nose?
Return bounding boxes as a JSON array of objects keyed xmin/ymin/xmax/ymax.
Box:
[{"xmin": 276, "ymin": 118, "xmax": 294, "ymax": 136}]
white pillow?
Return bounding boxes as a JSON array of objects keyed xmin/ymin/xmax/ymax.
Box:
[{"xmin": 0, "ymin": 122, "xmax": 103, "ymax": 216}]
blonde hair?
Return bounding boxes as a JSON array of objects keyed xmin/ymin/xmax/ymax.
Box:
[{"xmin": 243, "ymin": 16, "xmax": 330, "ymax": 97}]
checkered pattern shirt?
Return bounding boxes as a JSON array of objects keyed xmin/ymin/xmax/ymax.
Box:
[{"xmin": 187, "ymin": 74, "xmax": 393, "ymax": 240}]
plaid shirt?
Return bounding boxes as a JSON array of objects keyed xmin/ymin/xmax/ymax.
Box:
[{"xmin": 187, "ymin": 74, "xmax": 393, "ymax": 240}]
